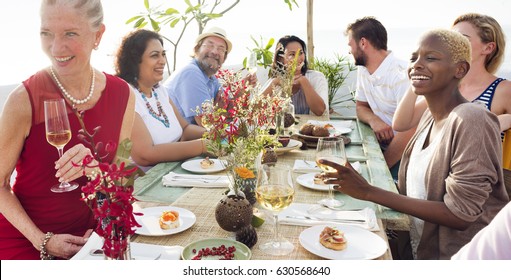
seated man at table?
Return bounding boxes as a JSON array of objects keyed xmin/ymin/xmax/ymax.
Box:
[
  {"xmin": 164, "ymin": 27, "xmax": 256, "ymax": 126},
  {"xmin": 345, "ymin": 17, "xmax": 415, "ymax": 180}
]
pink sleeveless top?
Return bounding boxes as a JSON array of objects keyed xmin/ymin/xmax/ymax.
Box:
[{"xmin": 0, "ymin": 70, "xmax": 130, "ymax": 259}]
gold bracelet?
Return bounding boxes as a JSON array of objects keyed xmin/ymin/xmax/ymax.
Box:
[{"xmin": 39, "ymin": 232, "xmax": 54, "ymax": 260}]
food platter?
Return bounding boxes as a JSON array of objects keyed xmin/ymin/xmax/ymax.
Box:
[
  {"xmin": 134, "ymin": 206, "xmax": 196, "ymax": 236},
  {"xmin": 181, "ymin": 238, "xmax": 252, "ymax": 260},
  {"xmin": 299, "ymin": 225, "xmax": 387, "ymax": 260},
  {"xmin": 181, "ymin": 158, "xmax": 227, "ymax": 174}
]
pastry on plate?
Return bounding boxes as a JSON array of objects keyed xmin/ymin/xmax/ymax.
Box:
[
  {"xmin": 319, "ymin": 226, "xmax": 347, "ymax": 251},
  {"xmin": 313, "ymin": 173, "xmax": 327, "ymax": 185},
  {"xmin": 200, "ymin": 157, "xmax": 215, "ymax": 169},
  {"xmin": 159, "ymin": 210, "xmax": 180, "ymax": 230}
]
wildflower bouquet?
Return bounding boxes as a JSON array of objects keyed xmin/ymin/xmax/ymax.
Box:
[{"xmin": 198, "ymin": 69, "xmax": 286, "ymax": 195}]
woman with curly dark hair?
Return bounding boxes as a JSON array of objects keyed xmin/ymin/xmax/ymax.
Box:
[{"xmin": 115, "ymin": 29, "xmax": 206, "ymax": 171}]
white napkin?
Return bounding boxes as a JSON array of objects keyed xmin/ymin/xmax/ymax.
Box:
[
  {"xmin": 278, "ymin": 203, "xmax": 379, "ymax": 231},
  {"xmin": 307, "ymin": 120, "xmax": 353, "ymax": 130},
  {"xmin": 293, "ymin": 160, "xmax": 361, "ymax": 174},
  {"xmin": 70, "ymin": 232, "xmax": 183, "ymax": 260},
  {"xmin": 293, "ymin": 160, "xmax": 321, "ymax": 173},
  {"xmin": 162, "ymin": 172, "xmax": 230, "ymax": 188}
]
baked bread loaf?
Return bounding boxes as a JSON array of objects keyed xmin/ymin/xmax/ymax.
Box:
[
  {"xmin": 319, "ymin": 226, "xmax": 347, "ymax": 251},
  {"xmin": 159, "ymin": 210, "xmax": 180, "ymax": 230},
  {"xmin": 299, "ymin": 123, "xmax": 315, "ymax": 135},
  {"xmin": 312, "ymin": 126, "xmax": 330, "ymax": 137},
  {"xmin": 200, "ymin": 157, "xmax": 214, "ymax": 169}
]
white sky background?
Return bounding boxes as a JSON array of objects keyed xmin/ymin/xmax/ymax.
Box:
[{"xmin": 1, "ymin": 0, "xmax": 511, "ymax": 86}]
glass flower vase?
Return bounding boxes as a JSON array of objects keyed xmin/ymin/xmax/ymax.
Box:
[
  {"xmin": 234, "ymin": 171, "xmax": 258, "ymax": 205},
  {"xmin": 103, "ymin": 234, "xmax": 131, "ymax": 260}
]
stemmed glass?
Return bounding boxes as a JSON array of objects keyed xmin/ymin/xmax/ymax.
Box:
[
  {"xmin": 248, "ymin": 51, "xmax": 258, "ymax": 75},
  {"xmin": 44, "ymin": 99, "xmax": 79, "ymax": 193},
  {"xmin": 315, "ymin": 138, "xmax": 346, "ymax": 208},
  {"xmin": 255, "ymin": 164, "xmax": 295, "ymax": 256}
]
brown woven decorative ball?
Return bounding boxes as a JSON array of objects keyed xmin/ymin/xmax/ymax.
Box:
[{"xmin": 215, "ymin": 195, "xmax": 253, "ymax": 232}]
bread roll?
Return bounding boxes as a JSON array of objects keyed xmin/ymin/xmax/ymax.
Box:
[{"xmin": 312, "ymin": 126, "xmax": 330, "ymax": 137}]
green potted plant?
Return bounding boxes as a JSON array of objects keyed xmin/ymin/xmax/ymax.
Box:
[{"xmin": 310, "ymin": 54, "xmax": 356, "ymax": 114}]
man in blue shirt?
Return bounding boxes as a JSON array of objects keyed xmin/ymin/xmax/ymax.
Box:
[{"xmin": 164, "ymin": 27, "xmax": 232, "ymax": 125}]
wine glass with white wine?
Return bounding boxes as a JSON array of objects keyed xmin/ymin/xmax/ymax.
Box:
[
  {"xmin": 44, "ymin": 99, "xmax": 79, "ymax": 193},
  {"xmin": 255, "ymin": 164, "xmax": 295, "ymax": 256},
  {"xmin": 248, "ymin": 51, "xmax": 258, "ymax": 75},
  {"xmin": 315, "ymin": 138, "xmax": 346, "ymax": 208}
]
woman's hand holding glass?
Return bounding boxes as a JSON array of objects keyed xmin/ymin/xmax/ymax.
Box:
[
  {"xmin": 44, "ymin": 99, "xmax": 79, "ymax": 193},
  {"xmin": 318, "ymin": 159, "xmax": 373, "ymax": 201},
  {"xmin": 315, "ymin": 138, "xmax": 347, "ymax": 208}
]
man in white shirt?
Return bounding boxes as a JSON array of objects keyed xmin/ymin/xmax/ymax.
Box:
[{"xmin": 345, "ymin": 17, "xmax": 415, "ymax": 180}]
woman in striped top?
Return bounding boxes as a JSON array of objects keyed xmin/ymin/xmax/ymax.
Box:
[{"xmin": 393, "ymin": 13, "xmax": 511, "ymax": 133}]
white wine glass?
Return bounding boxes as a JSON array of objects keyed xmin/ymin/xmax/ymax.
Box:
[
  {"xmin": 248, "ymin": 51, "xmax": 258, "ymax": 75},
  {"xmin": 44, "ymin": 99, "xmax": 79, "ymax": 193},
  {"xmin": 255, "ymin": 164, "xmax": 294, "ymax": 256},
  {"xmin": 315, "ymin": 138, "xmax": 346, "ymax": 208}
]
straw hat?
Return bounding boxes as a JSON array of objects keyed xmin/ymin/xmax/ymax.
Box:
[{"xmin": 195, "ymin": 26, "xmax": 232, "ymax": 54}]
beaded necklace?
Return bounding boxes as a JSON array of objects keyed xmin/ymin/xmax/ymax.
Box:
[
  {"xmin": 50, "ymin": 67, "xmax": 95, "ymax": 107},
  {"xmin": 140, "ymin": 89, "xmax": 170, "ymax": 128}
]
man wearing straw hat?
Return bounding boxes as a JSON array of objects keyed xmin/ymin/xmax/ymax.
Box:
[{"xmin": 165, "ymin": 27, "xmax": 233, "ymax": 125}]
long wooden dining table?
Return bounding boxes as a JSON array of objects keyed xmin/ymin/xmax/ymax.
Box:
[{"xmin": 132, "ymin": 114, "xmax": 409, "ymax": 260}]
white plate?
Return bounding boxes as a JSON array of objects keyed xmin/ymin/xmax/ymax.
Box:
[
  {"xmin": 299, "ymin": 225, "xmax": 387, "ymax": 260},
  {"xmin": 181, "ymin": 158, "xmax": 226, "ymax": 174},
  {"xmin": 332, "ymin": 127, "xmax": 352, "ymax": 135},
  {"xmin": 275, "ymin": 139, "xmax": 302, "ymax": 155},
  {"xmin": 135, "ymin": 206, "xmax": 196, "ymax": 236},
  {"xmin": 296, "ymin": 173, "xmax": 329, "ymax": 191},
  {"xmin": 296, "ymin": 128, "xmax": 351, "ymax": 141}
]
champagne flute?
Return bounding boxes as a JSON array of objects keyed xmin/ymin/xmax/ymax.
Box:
[
  {"xmin": 44, "ymin": 99, "xmax": 79, "ymax": 193},
  {"xmin": 315, "ymin": 138, "xmax": 346, "ymax": 208},
  {"xmin": 255, "ymin": 164, "xmax": 294, "ymax": 256}
]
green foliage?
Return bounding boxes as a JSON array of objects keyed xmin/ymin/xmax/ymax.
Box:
[
  {"xmin": 126, "ymin": 0, "xmax": 240, "ymax": 71},
  {"xmin": 242, "ymin": 36, "xmax": 275, "ymax": 70},
  {"xmin": 283, "ymin": 0, "xmax": 299, "ymax": 10},
  {"xmin": 309, "ymin": 55, "xmax": 356, "ymax": 108},
  {"xmin": 128, "ymin": 0, "xmax": 298, "ymax": 71}
]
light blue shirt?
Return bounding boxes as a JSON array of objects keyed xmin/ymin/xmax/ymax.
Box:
[{"xmin": 164, "ymin": 59, "xmax": 221, "ymax": 124}]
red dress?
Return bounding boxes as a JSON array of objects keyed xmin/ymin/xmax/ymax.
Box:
[{"xmin": 0, "ymin": 70, "xmax": 130, "ymax": 259}]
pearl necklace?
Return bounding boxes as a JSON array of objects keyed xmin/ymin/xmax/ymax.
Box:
[{"xmin": 50, "ymin": 67, "xmax": 95, "ymax": 107}]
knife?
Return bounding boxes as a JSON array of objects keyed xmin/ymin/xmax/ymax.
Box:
[{"xmin": 285, "ymin": 215, "xmax": 366, "ymax": 224}]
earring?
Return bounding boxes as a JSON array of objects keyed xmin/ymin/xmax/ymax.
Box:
[{"xmin": 94, "ymin": 43, "xmax": 99, "ymax": 50}]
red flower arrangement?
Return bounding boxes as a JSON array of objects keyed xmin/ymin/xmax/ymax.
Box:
[{"xmin": 73, "ymin": 110, "xmax": 142, "ymax": 259}]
